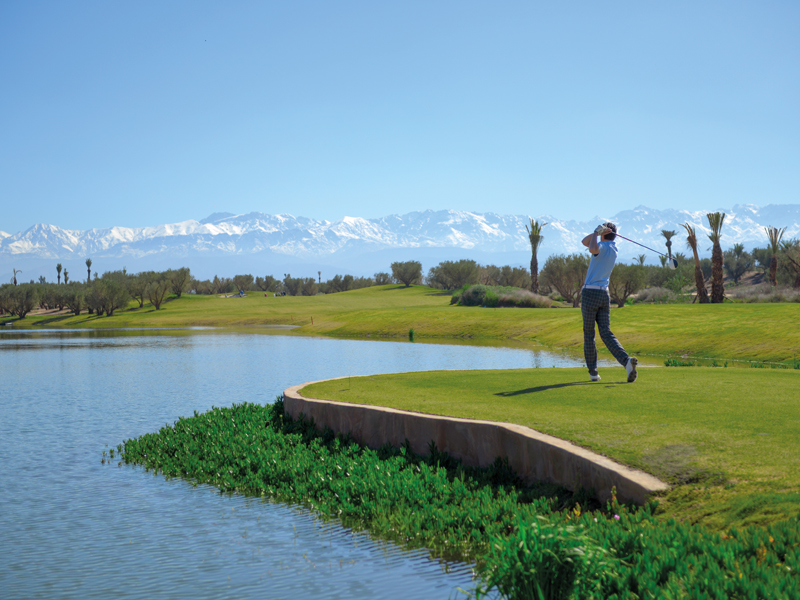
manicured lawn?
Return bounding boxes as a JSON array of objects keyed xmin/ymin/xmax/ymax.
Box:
[
  {"xmin": 11, "ymin": 284, "xmax": 800, "ymax": 364},
  {"xmin": 302, "ymin": 366, "xmax": 800, "ymax": 529}
]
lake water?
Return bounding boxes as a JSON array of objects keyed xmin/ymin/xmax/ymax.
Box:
[{"xmin": 0, "ymin": 329, "xmax": 609, "ymax": 600}]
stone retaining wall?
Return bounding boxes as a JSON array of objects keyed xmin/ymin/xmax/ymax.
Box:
[{"xmin": 284, "ymin": 378, "xmax": 668, "ymax": 505}]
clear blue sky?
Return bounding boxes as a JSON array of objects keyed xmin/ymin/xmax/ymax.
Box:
[{"xmin": 1, "ymin": 1, "xmax": 798, "ymax": 233}]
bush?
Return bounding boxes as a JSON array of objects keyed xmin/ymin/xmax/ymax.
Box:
[
  {"xmin": 635, "ymin": 287, "xmax": 678, "ymax": 304},
  {"xmin": 727, "ymin": 283, "xmax": 800, "ymax": 303},
  {"xmin": 453, "ymin": 285, "xmax": 551, "ymax": 308}
]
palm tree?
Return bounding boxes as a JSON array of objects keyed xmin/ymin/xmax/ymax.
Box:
[
  {"xmin": 681, "ymin": 222, "xmax": 709, "ymax": 303},
  {"xmin": 85, "ymin": 258, "xmax": 92, "ymax": 283},
  {"xmin": 11, "ymin": 268, "xmax": 21, "ymax": 286},
  {"xmin": 636, "ymin": 254, "xmax": 646, "ymax": 266},
  {"xmin": 56, "ymin": 263, "xmax": 63, "ymax": 285},
  {"xmin": 525, "ymin": 219, "xmax": 547, "ymax": 293},
  {"xmin": 706, "ymin": 212, "xmax": 726, "ymax": 303},
  {"xmin": 764, "ymin": 226, "xmax": 786, "ymax": 287},
  {"xmin": 63, "ymin": 269, "xmax": 69, "ymax": 284},
  {"xmin": 661, "ymin": 230, "xmax": 677, "ymax": 259}
]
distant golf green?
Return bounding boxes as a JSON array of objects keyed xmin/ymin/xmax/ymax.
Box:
[
  {"xmin": 12, "ymin": 285, "xmax": 800, "ymax": 364},
  {"xmin": 302, "ymin": 367, "xmax": 800, "ymax": 529}
]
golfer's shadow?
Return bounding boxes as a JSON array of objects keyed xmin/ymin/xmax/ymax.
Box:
[{"xmin": 496, "ymin": 381, "xmax": 626, "ymax": 397}]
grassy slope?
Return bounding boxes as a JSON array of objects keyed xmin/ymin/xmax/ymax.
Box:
[
  {"xmin": 302, "ymin": 367, "xmax": 800, "ymax": 530},
  {"xmin": 11, "ymin": 284, "xmax": 800, "ymax": 363}
]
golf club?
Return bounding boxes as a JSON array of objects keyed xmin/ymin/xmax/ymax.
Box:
[{"xmin": 615, "ymin": 234, "xmax": 678, "ymax": 269}]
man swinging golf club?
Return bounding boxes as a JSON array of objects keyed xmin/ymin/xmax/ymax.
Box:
[{"xmin": 581, "ymin": 222, "xmax": 638, "ymax": 383}]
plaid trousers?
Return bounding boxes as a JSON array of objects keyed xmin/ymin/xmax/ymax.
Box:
[{"xmin": 581, "ymin": 288, "xmax": 629, "ymax": 374}]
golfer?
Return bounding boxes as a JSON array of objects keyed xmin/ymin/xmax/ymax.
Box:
[{"xmin": 580, "ymin": 222, "xmax": 638, "ymax": 383}]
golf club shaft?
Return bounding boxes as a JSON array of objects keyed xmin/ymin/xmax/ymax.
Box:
[{"xmin": 615, "ymin": 234, "xmax": 670, "ymax": 258}]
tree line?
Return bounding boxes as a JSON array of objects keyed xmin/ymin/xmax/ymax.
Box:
[
  {"xmin": 523, "ymin": 214, "xmax": 800, "ymax": 306},
  {"xmin": 0, "ymin": 268, "xmax": 190, "ymax": 319},
  {"xmin": 3, "ymin": 213, "xmax": 798, "ymax": 319}
]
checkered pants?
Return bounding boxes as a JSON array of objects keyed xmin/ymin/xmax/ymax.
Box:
[{"xmin": 581, "ymin": 288, "xmax": 629, "ymax": 374}]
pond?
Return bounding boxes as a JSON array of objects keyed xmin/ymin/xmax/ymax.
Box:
[{"xmin": 0, "ymin": 329, "xmax": 611, "ymax": 599}]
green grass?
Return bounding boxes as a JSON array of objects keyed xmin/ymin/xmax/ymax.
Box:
[
  {"xmin": 9, "ymin": 284, "xmax": 800, "ymax": 363},
  {"xmin": 302, "ymin": 367, "xmax": 800, "ymax": 530}
]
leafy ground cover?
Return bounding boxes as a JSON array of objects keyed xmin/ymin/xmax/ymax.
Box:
[
  {"xmin": 302, "ymin": 367, "xmax": 800, "ymax": 530},
  {"xmin": 118, "ymin": 400, "xmax": 800, "ymax": 599},
  {"xmin": 10, "ymin": 284, "xmax": 800, "ymax": 364}
]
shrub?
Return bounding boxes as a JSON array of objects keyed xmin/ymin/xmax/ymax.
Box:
[
  {"xmin": 635, "ymin": 287, "xmax": 678, "ymax": 304},
  {"xmin": 727, "ymin": 283, "xmax": 800, "ymax": 303},
  {"xmin": 496, "ymin": 288, "xmax": 551, "ymax": 308},
  {"xmin": 454, "ymin": 285, "xmax": 551, "ymax": 308}
]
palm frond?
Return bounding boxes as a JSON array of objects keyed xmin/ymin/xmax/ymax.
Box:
[
  {"xmin": 764, "ymin": 226, "xmax": 786, "ymax": 253},
  {"xmin": 680, "ymin": 222, "xmax": 698, "ymax": 251},
  {"xmin": 706, "ymin": 212, "xmax": 726, "ymax": 243},
  {"xmin": 525, "ymin": 219, "xmax": 547, "ymax": 250}
]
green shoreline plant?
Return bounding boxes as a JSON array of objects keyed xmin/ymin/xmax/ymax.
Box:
[{"xmin": 118, "ymin": 399, "xmax": 800, "ymax": 599}]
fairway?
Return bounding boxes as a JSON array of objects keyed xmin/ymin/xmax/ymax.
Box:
[
  {"xmin": 302, "ymin": 366, "xmax": 800, "ymax": 529},
  {"xmin": 12, "ymin": 284, "xmax": 800, "ymax": 364}
]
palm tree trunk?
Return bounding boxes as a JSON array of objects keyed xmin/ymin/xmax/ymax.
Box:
[
  {"xmin": 769, "ymin": 254, "xmax": 778, "ymax": 287},
  {"xmin": 691, "ymin": 247, "xmax": 709, "ymax": 303},
  {"xmin": 711, "ymin": 242, "xmax": 724, "ymax": 302},
  {"xmin": 530, "ymin": 254, "xmax": 539, "ymax": 293}
]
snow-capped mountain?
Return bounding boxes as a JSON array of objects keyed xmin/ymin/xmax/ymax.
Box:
[{"xmin": 2, "ymin": 205, "xmax": 799, "ymax": 280}]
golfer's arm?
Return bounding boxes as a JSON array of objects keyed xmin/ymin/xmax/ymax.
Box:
[{"xmin": 582, "ymin": 233, "xmax": 600, "ymax": 255}]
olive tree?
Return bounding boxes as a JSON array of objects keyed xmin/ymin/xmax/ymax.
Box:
[
  {"xmin": 779, "ymin": 239, "xmax": 800, "ymax": 288},
  {"xmin": 86, "ymin": 273, "xmax": 130, "ymax": 316},
  {"xmin": 255, "ymin": 275, "xmax": 281, "ymax": 292},
  {"xmin": 0, "ymin": 283, "xmax": 39, "ymax": 318},
  {"xmin": 390, "ymin": 261, "xmax": 422, "ymax": 287},
  {"xmin": 127, "ymin": 272, "xmax": 152, "ymax": 308},
  {"xmin": 233, "ymin": 274, "xmax": 254, "ymax": 293},
  {"xmin": 426, "ymin": 259, "xmax": 480, "ymax": 290},
  {"xmin": 609, "ymin": 263, "xmax": 646, "ymax": 307},
  {"xmin": 540, "ymin": 253, "xmax": 590, "ymax": 307},
  {"xmin": 146, "ymin": 276, "xmax": 171, "ymax": 309},
  {"xmin": 63, "ymin": 284, "xmax": 85, "ymax": 316},
  {"xmin": 282, "ymin": 274, "xmax": 302, "ymax": 296},
  {"xmin": 167, "ymin": 267, "xmax": 191, "ymax": 298},
  {"xmin": 300, "ymin": 278, "xmax": 318, "ymax": 296},
  {"xmin": 723, "ymin": 243, "xmax": 752, "ymax": 285}
]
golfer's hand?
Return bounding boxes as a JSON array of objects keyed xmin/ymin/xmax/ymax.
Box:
[{"xmin": 594, "ymin": 225, "xmax": 608, "ymax": 236}]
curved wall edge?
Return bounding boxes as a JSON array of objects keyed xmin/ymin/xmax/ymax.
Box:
[{"xmin": 284, "ymin": 378, "xmax": 669, "ymax": 506}]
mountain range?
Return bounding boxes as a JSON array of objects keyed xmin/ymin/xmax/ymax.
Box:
[{"xmin": 2, "ymin": 205, "xmax": 799, "ymax": 281}]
